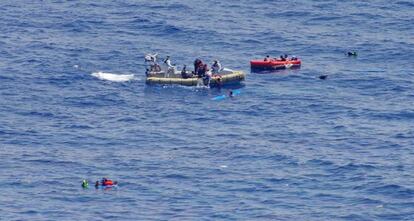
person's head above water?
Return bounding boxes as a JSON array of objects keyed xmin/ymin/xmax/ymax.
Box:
[
  {"xmin": 82, "ymin": 180, "xmax": 88, "ymax": 188},
  {"xmin": 319, "ymin": 75, "xmax": 328, "ymax": 80}
]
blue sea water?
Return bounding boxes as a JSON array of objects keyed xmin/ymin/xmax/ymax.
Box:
[{"xmin": 0, "ymin": 0, "xmax": 413, "ymax": 220}]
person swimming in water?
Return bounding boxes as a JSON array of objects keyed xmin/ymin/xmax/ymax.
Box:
[
  {"xmin": 82, "ymin": 180, "xmax": 89, "ymax": 188},
  {"xmin": 95, "ymin": 178, "xmax": 117, "ymax": 188},
  {"xmin": 319, "ymin": 75, "xmax": 328, "ymax": 80},
  {"xmin": 347, "ymin": 51, "xmax": 357, "ymax": 56}
]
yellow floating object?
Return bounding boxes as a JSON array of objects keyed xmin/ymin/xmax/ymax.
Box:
[{"xmin": 146, "ymin": 70, "xmax": 245, "ymax": 87}]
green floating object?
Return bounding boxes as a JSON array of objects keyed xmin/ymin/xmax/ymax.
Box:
[{"xmin": 82, "ymin": 180, "xmax": 89, "ymax": 188}]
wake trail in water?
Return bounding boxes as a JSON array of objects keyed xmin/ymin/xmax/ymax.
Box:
[{"xmin": 91, "ymin": 71, "xmax": 136, "ymax": 82}]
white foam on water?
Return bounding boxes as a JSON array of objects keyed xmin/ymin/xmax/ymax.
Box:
[
  {"xmin": 91, "ymin": 71, "xmax": 135, "ymax": 82},
  {"xmin": 285, "ymin": 63, "xmax": 293, "ymax": 69}
]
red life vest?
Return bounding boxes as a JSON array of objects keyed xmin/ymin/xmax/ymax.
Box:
[{"xmin": 103, "ymin": 180, "xmax": 113, "ymax": 186}]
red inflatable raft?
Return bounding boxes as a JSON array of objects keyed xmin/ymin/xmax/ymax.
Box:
[{"xmin": 250, "ymin": 58, "xmax": 301, "ymax": 70}]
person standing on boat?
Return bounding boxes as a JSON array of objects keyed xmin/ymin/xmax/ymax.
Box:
[
  {"xmin": 163, "ymin": 56, "xmax": 174, "ymax": 77},
  {"xmin": 198, "ymin": 63, "xmax": 208, "ymax": 78},
  {"xmin": 194, "ymin": 59, "xmax": 203, "ymax": 75},
  {"xmin": 202, "ymin": 64, "xmax": 212, "ymax": 86},
  {"xmin": 211, "ymin": 60, "xmax": 222, "ymax": 75}
]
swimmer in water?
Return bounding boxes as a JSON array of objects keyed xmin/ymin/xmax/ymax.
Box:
[
  {"xmin": 347, "ymin": 51, "xmax": 357, "ymax": 56},
  {"xmin": 319, "ymin": 75, "xmax": 328, "ymax": 80},
  {"xmin": 82, "ymin": 180, "xmax": 89, "ymax": 188}
]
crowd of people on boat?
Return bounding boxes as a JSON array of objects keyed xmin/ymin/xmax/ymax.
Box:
[
  {"xmin": 145, "ymin": 53, "xmax": 223, "ymax": 80},
  {"xmin": 263, "ymin": 54, "xmax": 298, "ymax": 62}
]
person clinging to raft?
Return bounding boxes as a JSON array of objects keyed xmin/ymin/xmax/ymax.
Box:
[{"xmin": 94, "ymin": 177, "xmax": 117, "ymax": 188}]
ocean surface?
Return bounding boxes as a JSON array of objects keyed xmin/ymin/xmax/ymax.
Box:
[{"xmin": 1, "ymin": 1, "xmax": 413, "ymax": 220}]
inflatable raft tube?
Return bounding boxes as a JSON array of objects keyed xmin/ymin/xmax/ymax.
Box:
[
  {"xmin": 250, "ymin": 59, "xmax": 301, "ymax": 70},
  {"xmin": 146, "ymin": 71, "xmax": 245, "ymax": 87}
]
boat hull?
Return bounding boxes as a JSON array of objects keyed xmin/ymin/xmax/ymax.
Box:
[
  {"xmin": 250, "ymin": 59, "xmax": 301, "ymax": 71},
  {"xmin": 146, "ymin": 71, "xmax": 245, "ymax": 87}
]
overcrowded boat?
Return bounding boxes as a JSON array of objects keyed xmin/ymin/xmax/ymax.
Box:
[
  {"xmin": 250, "ymin": 54, "xmax": 301, "ymax": 71},
  {"xmin": 145, "ymin": 54, "xmax": 245, "ymax": 87}
]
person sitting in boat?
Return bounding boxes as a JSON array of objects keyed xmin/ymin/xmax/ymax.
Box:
[
  {"xmin": 290, "ymin": 55, "xmax": 297, "ymax": 61},
  {"xmin": 181, "ymin": 65, "xmax": 192, "ymax": 79},
  {"xmin": 181, "ymin": 65, "xmax": 187, "ymax": 78},
  {"xmin": 280, "ymin": 55, "xmax": 286, "ymax": 61},
  {"xmin": 264, "ymin": 55, "xmax": 270, "ymax": 61},
  {"xmin": 211, "ymin": 60, "xmax": 222, "ymax": 74},
  {"xmin": 152, "ymin": 63, "xmax": 162, "ymax": 72}
]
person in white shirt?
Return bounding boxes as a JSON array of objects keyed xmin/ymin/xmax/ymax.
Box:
[
  {"xmin": 211, "ymin": 60, "xmax": 222, "ymax": 75},
  {"xmin": 145, "ymin": 53, "xmax": 158, "ymax": 63},
  {"xmin": 163, "ymin": 56, "xmax": 174, "ymax": 77}
]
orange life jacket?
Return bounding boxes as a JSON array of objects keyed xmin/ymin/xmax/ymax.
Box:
[{"xmin": 103, "ymin": 180, "xmax": 113, "ymax": 186}]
